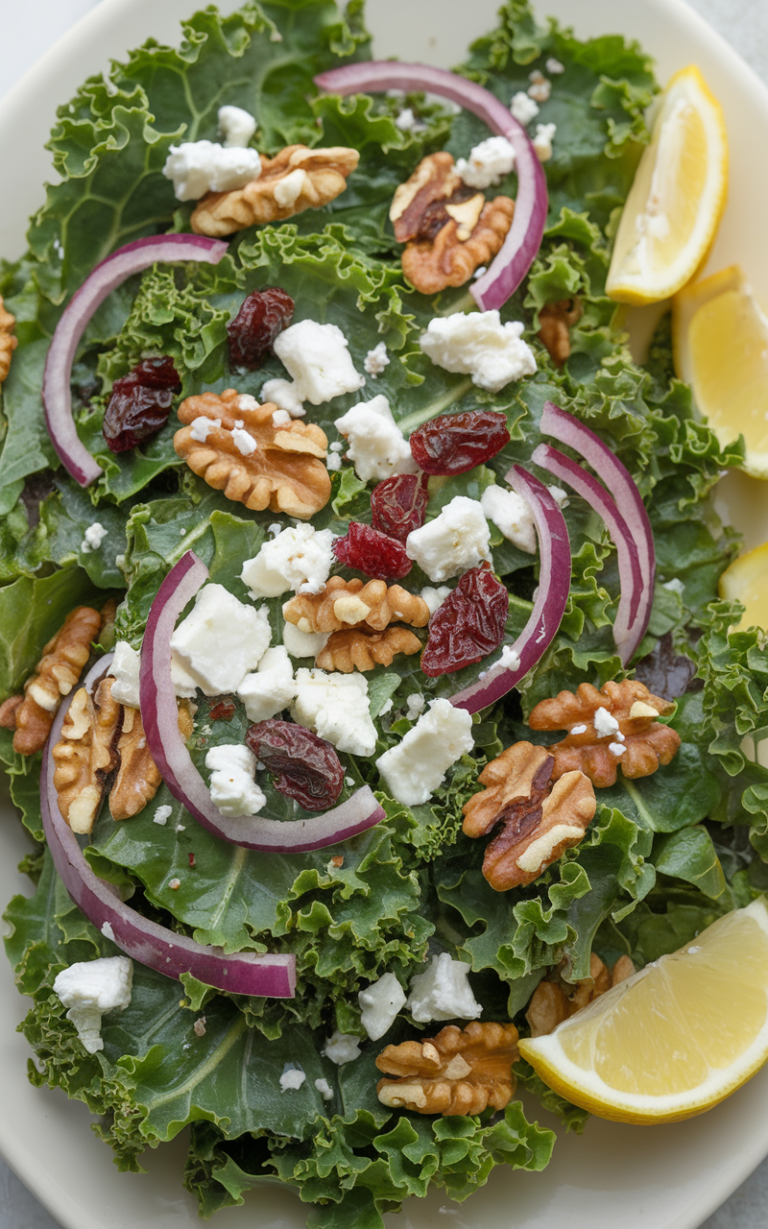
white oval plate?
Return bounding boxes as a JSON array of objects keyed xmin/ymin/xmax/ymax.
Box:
[{"xmin": 2, "ymin": 1, "xmax": 768, "ymax": 1227}]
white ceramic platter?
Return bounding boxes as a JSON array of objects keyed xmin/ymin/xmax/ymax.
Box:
[{"xmin": 2, "ymin": 1, "xmax": 768, "ymax": 1227}]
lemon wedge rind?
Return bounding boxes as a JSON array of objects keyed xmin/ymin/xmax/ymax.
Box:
[{"xmin": 518, "ymin": 897, "xmax": 768, "ymax": 1125}]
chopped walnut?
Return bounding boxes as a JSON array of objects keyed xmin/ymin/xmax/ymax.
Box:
[
  {"xmin": 316, "ymin": 626, "xmax": 422, "ymax": 673},
  {"xmin": 390, "ymin": 152, "xmax": 514, "ymax": 294},
  {"xmin": 462, "ymin": 740, "xmax": 596, "ymax": 891},
  {"xmin": 109, "ymin": 705, "xmax": 163, "ymax": 821},
  {"xmin": 0, "ymin": 297, "xmax": 18, "ymax": 385},
  {"xmin": 526, "ymin": 953, "xmax": 636, "ymax": 1037},
  {"xmin": 191, "ymin": 144, "xmax": 359, "ymax": 237},
  {"xmin": 174, "ymin": 388, "xmax": 331, "ymax": 519},
  {"xmin": 283, "ymin": 575, "xmax": 430, "ymax": 634},
  {"xmin": 52, "ymin": 678, "xmax": 121, "ymax": 834},
  {"xmin": 528, "ymin": 679, "xmax": 681, "ymax": 788},
  {"xmin": 537, "ymin": 298, "xmax": 582, "ymax": 368},
  {"xmin": 6, "ymin": 606, "xmax": 103, "ymax": 756},
  {"xmin": 376, "ymin": 1021, "xmax": 519, "ymax": 1116}
]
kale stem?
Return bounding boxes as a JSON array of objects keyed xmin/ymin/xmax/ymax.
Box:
[{"xmin": 397, "ymin": 377, "xmax": 474, "ymax": 435}]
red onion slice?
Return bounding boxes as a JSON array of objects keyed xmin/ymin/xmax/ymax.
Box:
[
  {"xmin": 532, "ymin": 443, "xmax": 643, "ymax": 664},
  {"xmin": 450, "ymin": 466, "xmax": 571, "ymax": 713},
  {"xmin": 314, "ymin": 61, "xmax": 548, "ymax": 309},
  {"xmin": 43, "ymin": 234, "xmax": 229, "ymax": 487},
  {"xmin": 139, "ymin": 550, "xmax": 386, "ymax": 852},
  {"xmin": 41, "ymin": 656, "xmax": 295, "ymax": 998},
  {"xmin": 539, "ymin": 401, "xmax": 656, "ymax": 662}
]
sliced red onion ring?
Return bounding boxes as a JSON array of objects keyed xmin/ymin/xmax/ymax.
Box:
[
  {"xmin": 450, "ymin": 466, "xmax": 571, "ymax": 713},
  {"xmin": 41, "ymin": 655, "xmax": 295, "ymax": 998},
  {"xmin": 139, "ymin": 550, "xmax": 386, "ymax": 852},
  {"xmin": 539, "ymin": 401, "xmax": 656, "ymax": 662},
  {"xmin": 532, "ymin": 443, "xmax": 643, "ymax": 665},
  {"xmin": 43, "ymin": 234, "xmax": 229, "ymax": 487},
  {"xmin": 314, "ymin": 61, "xmax": 548, "ymax": 309}
]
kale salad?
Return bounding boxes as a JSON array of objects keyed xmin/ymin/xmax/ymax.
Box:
[{"xmin": 2, "ymin": 1, "xmax": 767, "ymax": 1225}]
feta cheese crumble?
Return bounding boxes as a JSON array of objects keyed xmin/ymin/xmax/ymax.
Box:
[
  {"xmin": 532, "ymin": 122, "xmax": 556, "ymax": 162},
  {"xmin": 110, "ymin": 641, "xmax": 141, "ymax": 708},
  {"xmin": 272, "ymin": 408, "xmax": 292, "ymax": 427},
  {"xmin": 419, "ymin": 311, "xmax": 537, "ymax": 393},
  {"xmin": 231, "ymin": 425, "xmax": 257, "ymax": 456},
  {"xmin": 546, "ymin": 57, "xmax": 565, "ymax": 73},
  {"xmin": 279, "ymin": 1064, "xmax": 307, "ymax": 1092},
  {"xmin": 205, "ymin": 743, "xmax": 266, "ymax": 817},
  {"xmin": 663, "ymin": 578, "xmax": 685, "ymax": 595},
  {"xmin": 335, "ymin": 395, "xmax": 417, "ymax": 483},
  {"xmin": 260, "ymin": 377, "xmax": 306, "ymax": 417},
  {"xmin": 81, "ymin": 522, "xmax": 108, "ymax": 553},
  {"xmin": 510, "ymin": 91, "xmax": 540, "ymax": 126},
  {"xmin": 455, "ymin": 136, "xmax": 516, "ymax": 189},
  {"xmin": 241, "ymin": 524, "xmax": 336, "ymax": 598},
  {"xmin": 394, "ymin": 107, "xmax": 425, "ymax": 132},
  {"xmin": 405, "ymin": 496, "xmax": 491, "ymax": 582},
  {"xmin": 527, "ymin": 70, "xmax": 552, "ymax": 102},
  {"xmin": 170, "ymin": 583, "xmax": 271, "ymax": 695},
  {"xmin": 162, "ymin": 140, "xmax": 261, "ymax": 201},
  {"xmin": 363, "ymin": 341, "xmax": 390, "ymax": 377},
  {"xmin": 406, "ymin": 953, "xmax": 482, "ymax": 1023},
  {"xmin": 53, "ymin": 956, "xmax": 133, "ymax": 1054},
  {"xmin": 153, "ymin": 805, "xmax": 173, "ymax": 826},
  {"xmin": 189, "ymin": 415, "xmax": 220, "ymax": 442},
  {"xmin": 314, "ymin": 1077, "xmax": 334, "ymax": 1100},
  {"xmin": 405, "ymin": 693, "xmax": 426, "ymax": 721},
  {"xmin": 419, "ymin": 586, "xmax": 452, "ymax": 616},
  {"xmin": 326, "ymin": 452, "xmax": 342, "ymax": 471},
  {"xmin": 376, "ymin": 698, "xmax": 474, "ymax": 805},
  {"xmin": 237, "ymin": 646, "xmax": 296, "ymax": 723},
  {"xmin": 609, "ymin": 742, "xmax": 627, "ymax": 757},
  {"xmin": 292, "ymin": 669, "xmax": 377, "ymax": 757},
  {"xmin": 480, "ymin": 485, "xmax": 537, "ymax": 554},
  {"xmin": 217, "ymin": 104, "xmax": 257, "ymax": 148},
  {"xmin": 593, "ymin": 706, "xmax": 620, "ymax": 738},
  {"xmin": 271, "ymin": 320, "xmax": 365, "ymax": 406},
  {"xmin": 359, "ymin": 972, "xmax": 407, "ymax": 1040},
  {"xmin": 322, "ymin": 1031, "xmax": 362, "ymax": 1064},
  {"xmin": 282, "ymin": 621, "xmax": 329, "ymax": 660}
]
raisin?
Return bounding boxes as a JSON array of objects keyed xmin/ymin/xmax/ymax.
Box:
[
  {"xmin": 421, "ymin": 563, "xmax": 508, "ymax": 676},
  {"xmin": 245, "ymin": 720, "xmax": 344, "ymax": 812},
  {"xmin": 409, "ymin": 410, "xmax": 510, "ymax": 475},
  {"xmin": 370, "ymin": 472, "xmax": 429, "ymax": 543},
  {"xmin": 227, "ymin": 287, "xmax": 294, "ymax": 369},
  {"xmin": 209, "ymin": 699, "xmax": 236, "ymax": 722},
  {"xmin": 333, "ymin": 522, "xmax": 412, "ymax": 580},
  {"xmin": 102, "ymin": 356, "xmax": 181, "ymax": 453}
]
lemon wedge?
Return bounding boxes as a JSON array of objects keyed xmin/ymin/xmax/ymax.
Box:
[
  {"xmin": 673, "ymin": 264, "xmax": 768, "ymax": 476},
  {"xmin": 718, "ymin": 540, "xmax": 768, "ymax": 631},
  {"xmin": 518, "ymin": 898, "xmax": 768, "ymax": 1124},
  {"xmin": 606, "ymin": 65, "xmax": 728, "ymax": 304}
]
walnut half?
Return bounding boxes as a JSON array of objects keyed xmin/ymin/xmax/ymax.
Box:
[
  {"xmin": 0, "ymin": 296, "xmax": 18, "ymax": 385},
  {"xmin": 462, "ymin": 741, "xmax": 596, "ymax": 891},
  {"xmin": 376, "ymin": 1021, "xmax": 519, "ymax": 1115}
]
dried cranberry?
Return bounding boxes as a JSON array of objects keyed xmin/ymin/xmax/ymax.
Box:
[
  {"xmin": 370, "ymin": 472, "xmax": 429, "ymax": 543},
  {"xmin": 209, "ymin": 699, "xmax": 236, "ymax": 722},
  {"xmin": 409, "ymin": 410, "xmax": 510, "ymax": 475},
  {"xmin": 102, "ymin": 356, "xmax": 181, "ymax": 453},
  {"xmin": 333, "ymin": 522, "xmax": 412, "ymax": 580},
  {"xmin": 421, "ymin": 564, "xmax": 508, "ymax": 676},
  {"xmin": 227, "ymin": 287, "xmax": 294, "ymax": 369},
  {"xmin": 245, "ymin": 720, "xmax": 344, "ymax": 812}
]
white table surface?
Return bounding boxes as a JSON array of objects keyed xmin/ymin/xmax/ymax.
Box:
[{"xmin": 2, "ymin": 1, "xmax": 768, "ymax": 1227}]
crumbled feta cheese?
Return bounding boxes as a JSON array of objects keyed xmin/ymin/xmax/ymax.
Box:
[
  {"xmin": 272, "ymin": 320, "xmax": 365, "ymax": 406},
  {"xmin": 549, "ymin": 485, "xmax": 569, "ymax": 507},
  {"xmin": 205, "ymin": 743, "xmax": 266, "ymax": 817},
  {"xmin": 546, "ymin": 56, "xmax": 565, "ymax": 73},
  {"xmin": 322, "ymin": 1030, "xmax": 362, "ymax": 1064},
  {"xmin": 379, "ymin": 698, "xmax": 394, "ymax": 715},
  {"xmin": 101, "ymin": 922, "xmax": 115, "ymax": 942},
  {"xmin": 237, "ymin": 646, "xmax": 296, "ymax": 722},
  {"xmin": 261, "ymin": 377, "xmax": 306, "ymax": 417},
  {"xmin": 53, "ymin": 956, "xmax": 133, "ymax": 1054},
  {"xmin": 170, "ymin": 651, "xmax": 200, "ymax": 699},
  {"xmin": 376, "ymin": 698, "xmax": 474, "ymax": 805},
  {"xmin": 527, "ymin": 70, "xmax": 551, "ymax": 102},
  {"xmin": 363, "ymin": 341, "xmax": 390, "ymax": 377},
  {"xmin": 455, "ymin": 136, "xmax": 516, "ymax": 189},
  {"xmin": 359, "ymin": 972, "xmax": 407, "ymax": 1040},
  {"xmin": 274, "ymin": 168, "xmax": 308, "ymax": 208},
  {"xmin": 283, "ymin": 621, "xmax": 329, "ymax": 660},
  {"xmin": 406, "ymin": 953, "xmax": 481, "ymax": 1024},
  {"xmin": 335, "ymin": 395, "xmax": 417, "ymax": 483},
  {"xmin": 268, "ymin": 522, "xmax": 283, "ymax": 536},
  {"xmin": 481, "ymin": 485, "xmax": 537, "ymax": 554},
  {"xmin": 272, "ymin": 408, "xmax": 292, "ymax": 427},
  {"xmin": 510, "ymin": 91, "xmax": 540, "ymax": 126},
  {"xmin": 279, "ymin": 1064, "xmax": 307, "ymax": 1092},
  {"xmin": 532, "ymin": 122, "xmax": 556, "ymax": 162},
  {"xmin": 293, "ymin": 669, "xmax": 377, "ymax": 757},
  {"xmin": 81, "ymin": 522, "xmax": 108, "ymax": 553},
  {"xmin": 314, "ymin": 1077, "xmax": 334, "ymax": 1100},
  {"xmin": 405, "ymin": 496, "xmax": 491, "ymax": 582},
  {"xmin": 419, "ymin": 586, "xmax": 452, "ymax": 616},
  {"xmin": 190, "ymin": 415, "xmax": 220, "ymax": 442},
  {"xmin": 231, "ymin": 425, "xmax": 257, "ymax": 456},
  {"xmin": 609, "ymin": 742, "xmax": 627, "ymax": 757},
  {"xmin": 394, "ymin": 107, "xmax": 425, "ymax": 131},
  {"xmin": 419, "ymin": 311, "xmax": 537, "ymax": 393},
  {"xmin": 593, "ymin": 706, "xmax": 620, "ymax": 739},
  {"xmin": 615, "ymin": 731, "xmax": 626, "ymax": 743},
  {"xmin": 176, "ymin": 824, "xmax": 186, "ymax": 832},
  {"xmin": 110, "ymin": 641, "xmax": 141, "ymax": 708},
  {"xmin": 326, "ymin": 452, "xmax": 342, "ymax": 472},
  {"xmin": 405, "ymin": 693, "xmax": 426, "ymax": 721},
  {"xmin": 218, "ymin": 104, "xmax": 257, "ymax": 148},
  {"xmin": 241, "ymin": 524, "xmax": 336, "ymax": 598},
  {"xmin": 162, "ymin": 140, "xmax": 261, "ymax": 201},
  {"xmin": 663, "ymin": 578, "xmax": 685, "ymax": 594},
  {"xmin": 516, "ymin": 824, "xmax": 585, "ymax": 874},
  {"xmin": 570, "ymin": 724, "xmax": 588, "ymax": 736},
  {"xmin": 153, "ymin": 805, "xmax": 173, "ymax": 826},
  {"xmin": 497, "ymin": 645, "xmax": 520, "ymax": 671},
  {"xmin": 329, "ymin": 441, "xmax": 344, "ymax": 453},
  {"xmin": 170, "ymin": 583, "xmax": 271, "ymax": 695},
  {"xmin": 237, "ymin": 394, "xmax": 258, "ymax": 411}
]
